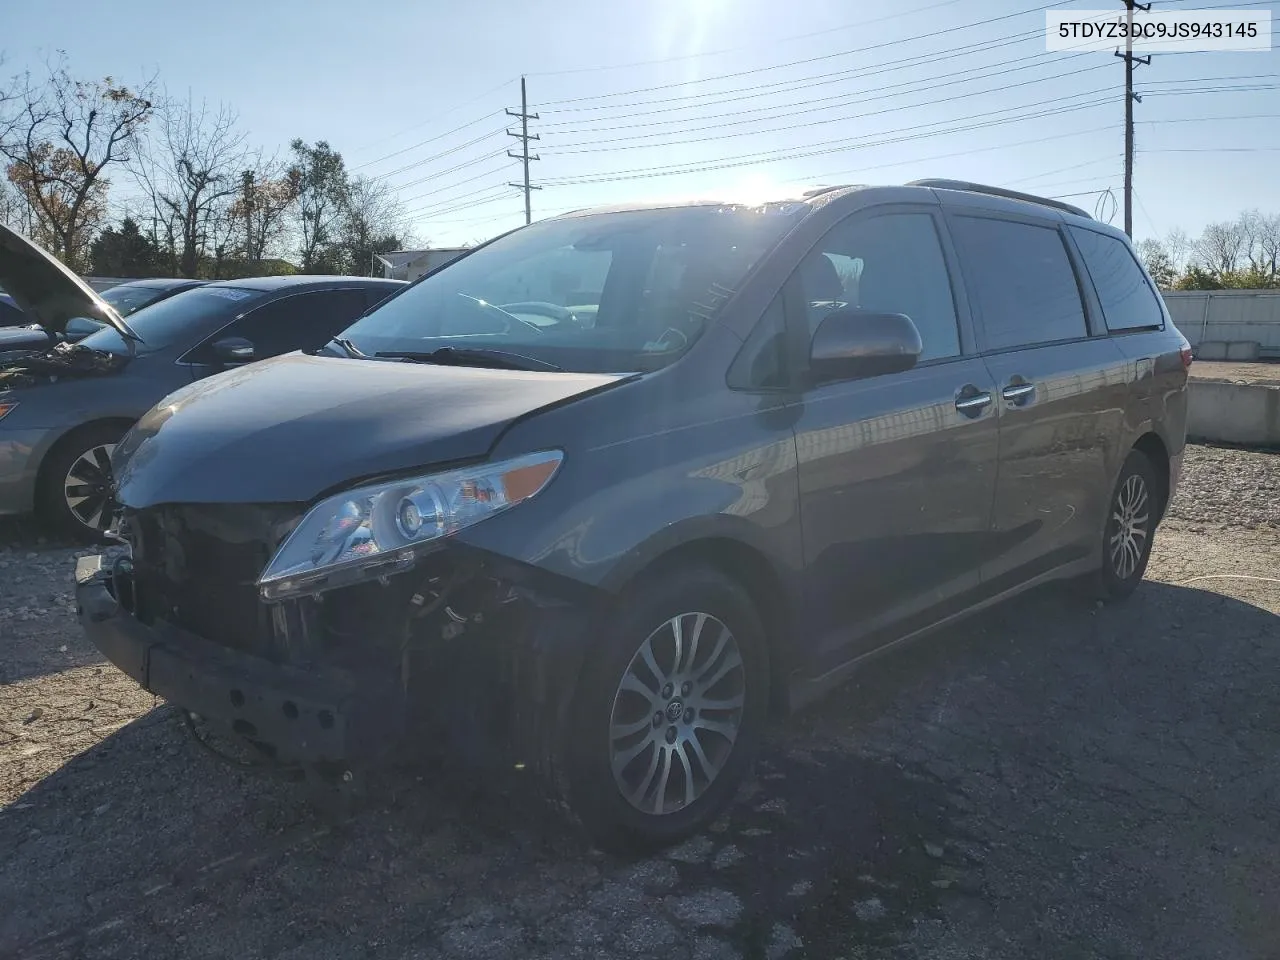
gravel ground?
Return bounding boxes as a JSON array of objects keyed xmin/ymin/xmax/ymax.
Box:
[
  {"xmin": 1189, "ymin": 361, "xmax": 1280, "ymax": 386},
  {"xmin": 2, "ymin": 443, "xmax": 1278, "ymax": 960}
]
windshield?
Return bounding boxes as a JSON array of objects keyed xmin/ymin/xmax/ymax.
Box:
[
  {"xmin": 340, "ymin": 205, "xmax": 804, "ymax": 372},
  {"xmin": 101, "ymin": 282, "xmax": 183, "ymax": 317},
  {"xmin": 80, "ymin": 286, "xmax": 266, "ymax": 355}
]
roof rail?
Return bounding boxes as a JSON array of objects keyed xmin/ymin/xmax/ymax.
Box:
[
  {"xmin": 907, "ymin": 179, "xmax": 1092, "ymax": 220},
  {"xmin": 802, "ymin": 185, "xmax": 855, "ymax": 199}
]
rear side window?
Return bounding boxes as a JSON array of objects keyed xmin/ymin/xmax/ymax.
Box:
[
  {"xmin": 950, "ymin": 216, "xmax": 1087, "ymax": 351},
  {"xmin": 1069, "ymin": 227, "xmax": 1164, "ymax": 332},
  {"xmin": 186, "ymin": 289, "xmax": 368, "ymax": 363}
]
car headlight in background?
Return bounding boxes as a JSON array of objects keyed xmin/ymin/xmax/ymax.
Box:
[{"xmin": 258, "ymin": 450, "xmax": 563, "ymax": 601}]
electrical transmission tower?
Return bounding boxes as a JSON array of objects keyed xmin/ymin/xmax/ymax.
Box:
[
  {"xmin": 507, "ymin": 77, "xmax": 541, "ymax": 225},
  {"xmin": 1117, "ymin": 0, "xmax": 1152, "ymax": 237}
]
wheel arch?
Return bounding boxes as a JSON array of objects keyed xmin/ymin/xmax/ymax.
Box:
[
  {"xmin": 606, "ymin": 527, "xmax": 800, "ymax": 718},
  {"xmin": 1131, "ymin": 430, "xmax": 1171, "ymax": 522},
  {"xmin": 34, "ymin": 417, "xmax": 136, "ymax": 514}
]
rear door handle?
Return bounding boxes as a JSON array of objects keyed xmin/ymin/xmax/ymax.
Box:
[
  {"xmin": 954, "ymin": 391, "xmax": 992, "ymax": 414},
  {"xmin": 1002, "ymin": 382, "xmax": 1036, "ymax": 403}
]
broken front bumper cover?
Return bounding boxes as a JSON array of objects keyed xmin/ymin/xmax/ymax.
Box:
[{"xmin": 74, "ymin": 554, "xmax": 402, "ymax": 766}]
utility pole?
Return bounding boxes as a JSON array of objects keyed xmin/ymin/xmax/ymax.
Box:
[
  {"xmin": 1116, "ymin": 0, "xmax": 1152, "ymax": 237},
  {"xmin": 506, "ymin": 76, "xmax": 541, "ymax": 225},
  {"xmin": 240, "ymin": 170, "xmax": 255, "ymax": 266}
]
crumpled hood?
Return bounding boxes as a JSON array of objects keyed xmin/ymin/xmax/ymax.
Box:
[{"xmin": 114, "ymin": 352, "xmax": 627, "ymax": 507}]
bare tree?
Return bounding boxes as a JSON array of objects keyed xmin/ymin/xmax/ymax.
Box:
[
  {"xmin": 132, "ymin": 94, "xmax": 246, "ymax": 278},
  {"xmin": 335, "ymin": 175, "xmax": 411, "ymax": 275},
  {"xmin": 1238, "ymin": 209, "xmax": 1280, "ymax": 280},
  {"xmin": 0, "ymin": 57, "xmax": 153, "ymax": 270},
  {"xmin": 1163, "ymin": 227, "xmax": 1190, "ymax": 274},
  {"xmin": 1193, "ymin": 220, "xmax": 1246, "ymax": 278}
]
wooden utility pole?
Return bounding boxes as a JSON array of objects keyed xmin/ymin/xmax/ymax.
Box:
[
  {"xmin": 240, "ymin": 170, "xmax": 256, "ymax": 265},
  {"xmin": 1116, "ymin": 0, "xmax": 1152, "ymax": 237},
  {"xmin": 506, "ymin": 77, "xmax": 541, "ymax": 225}
]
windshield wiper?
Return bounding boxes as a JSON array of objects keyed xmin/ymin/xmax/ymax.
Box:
[{"xmin": 374, "ymin": 346, "xmax": 562, "ymax": 372}]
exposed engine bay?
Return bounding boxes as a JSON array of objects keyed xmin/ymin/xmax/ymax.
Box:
[{"xmin": 0, "ymin": 342, "xmax": 127, "ymax": 387}]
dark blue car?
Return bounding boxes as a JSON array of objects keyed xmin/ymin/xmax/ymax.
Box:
[{"xmin": 0, "ymin": 224, "xmax": 404, "ymax": 538}]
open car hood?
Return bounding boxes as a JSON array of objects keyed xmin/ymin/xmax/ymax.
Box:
[{"xmin": 0, "ymin": 224, "xmax": 140, "ymax": 341}]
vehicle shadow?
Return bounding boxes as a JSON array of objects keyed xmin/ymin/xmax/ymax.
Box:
[{"xmin": 1, "ymin": 579, "xmax": 1277, "ymax": 960}]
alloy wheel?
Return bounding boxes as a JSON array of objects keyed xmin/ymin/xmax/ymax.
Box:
[
  {"xmin": 608, "ymin": 612, "xmax": 746, "ymax": 816},
  {"xmin": 63, "ymin": 443, "xmax": 118, "ymax": 533},
  {"xmin": 1109, "ymin": 472, "xmax": 1150, "ymax": 580}
]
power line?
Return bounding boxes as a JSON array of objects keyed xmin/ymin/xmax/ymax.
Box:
[
  {"xmin": 404, "ymin": 190, "xmax": 514, "ymax": 221},
  {"xmin": 352, "ymin": 111, "xmax": 506, "ymax": 172},
  {"xmin": 391, "ymin": 147, "xmax": 510, "ymax": 191},
  {"xmin": 534, "ymin": 1, "xmax": 1083, "ymax": 105},
  {"xmin": 538, "ymin": 49, "xmax": 1097, "ymax": 131},
  {"xmin": 397, "ymin": 165, "xmax": 513, "ymax": 206},
  {"xmin": 538, "ymin": 76, "xmax": 1277, "ymax": 188},
  {"xmin": 541, "ymin": 89, "xmax": 1116, "ymax": 171},
  {"xmin": 367, "ymin": 127, "xmax": 508, "ymax": 182},
  {"xmin": 540, "ymin": 100, "xmax": 1116, "ymax": 188},
  {"xmin": 538, "ymin": 27, "xmax": 1055, "ymax": 118},
  {"xmin": 541, "ymin": 63, "xmax": 1112, "ymax": 154},
  {"xmin": 350, "ymin": 77, "xmax": 517, "ymax": 153},
  {"xmin": 524, "ymin": 0, "xmax": 976, "ymax": 79}
]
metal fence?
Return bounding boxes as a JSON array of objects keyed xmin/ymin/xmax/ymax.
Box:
[{"xmin": 1162, "ymin": 289, "xmax": 1280, "ymax": 359}]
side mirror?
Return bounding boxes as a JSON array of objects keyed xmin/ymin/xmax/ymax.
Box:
[
  {"xmin": 809, "ymin": 308, "xmax": 922, "ymax": 383},
  {"xmin": 212, "ymin": 336, "xmax": 256, "ymax": 365}
]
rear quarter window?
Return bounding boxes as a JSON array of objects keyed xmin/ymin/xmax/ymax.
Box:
[{"xmin": 1069, "ymin": 227, "xmax": 1165, "ymax": 332}]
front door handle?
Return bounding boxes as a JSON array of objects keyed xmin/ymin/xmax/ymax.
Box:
[
  {"xmin": 954, "ymin": 391, "xmax": 993, "ymax": 415},
  {"xmin": 1002, "ymin": 382, "xmax": 1036, "ymax": 404}
]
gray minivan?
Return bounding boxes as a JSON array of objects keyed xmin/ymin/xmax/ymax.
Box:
[{"xmin": 76, "ymin": 180, "xmax": 1190, "ymax": 850}]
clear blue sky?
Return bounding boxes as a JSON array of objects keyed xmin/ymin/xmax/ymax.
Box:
[{"xmin": 3, "ymin": 0, "xmax": 1278, "ymax": 248}]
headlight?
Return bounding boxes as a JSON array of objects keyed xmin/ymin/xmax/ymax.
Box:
[{"xmin": 257, "ymin": 450, "xmax": 562, "ymax": 601}]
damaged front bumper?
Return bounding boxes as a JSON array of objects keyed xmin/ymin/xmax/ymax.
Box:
[
  {"xmin": 74, "ymin": 545, "xmax": 601, "ymax": 779},
  {"xmin": 75, "ymin": 553, "xmax": 399, "ymax": 767}
]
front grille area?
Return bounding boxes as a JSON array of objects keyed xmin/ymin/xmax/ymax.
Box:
[{"xmin": 123, "ymin": 504, "xmax": 300, "ymax": 660}]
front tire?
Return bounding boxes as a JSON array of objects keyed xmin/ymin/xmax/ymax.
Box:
[
  {"xmin": 566, "ymin": 566, "xmax": 770, "ymax": 854},
  {"xmin": 38, "ymin": 422, "xmax": 128, "ymax": 542}
]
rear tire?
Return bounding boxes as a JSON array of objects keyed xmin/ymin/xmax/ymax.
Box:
[
  {"xmin": 566, "ymin": 565, "xmax": 770, "ymax": 854},
  {"xmin": 37, "ymin": 422, "xmax": 128, "ymax": 543},
  {"xmin": 1089, "ymin": 448, "xmax": 1159, "ymax": 603}
]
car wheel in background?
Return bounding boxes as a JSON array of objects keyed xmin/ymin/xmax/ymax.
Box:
[
  {"xmin": 1093, "ymin": 448, "xmax": 1160, "ymax": 603},
  {"xmin": 38, "ymin": 422, "xmax": 128, "ymax": 542},
  {"xmin": 566, "ymin": 565, "xmax": 770, "ymax": 853}
]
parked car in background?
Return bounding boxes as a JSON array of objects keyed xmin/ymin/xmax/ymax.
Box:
[
  {"xmin": 0, "ymin": 224, "xmax": 404, "ymax": 538},
  {"xmin": 1, "ymin": 277, "xmax": 209, "ymax": 359},
  {"xmin": 75, "ymin": 181, "xmax": 1189, "ymax": 851}
]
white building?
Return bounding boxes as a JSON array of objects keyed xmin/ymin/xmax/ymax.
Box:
[{"xmin": 375, "ymin": 248, "xmax": 469, "ymax": 283}]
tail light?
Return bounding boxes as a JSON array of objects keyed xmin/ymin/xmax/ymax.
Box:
[{"xmin": 1180, "ymin": 344, "xmax": 1194, "ymax": 370}]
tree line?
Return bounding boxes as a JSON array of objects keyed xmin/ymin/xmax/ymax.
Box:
[
  {"xmin": 1137, "ymin": 210, "xmax": 1280, "ymax": 291},
  {"xmin": 0, "ymin": 55, "xmax": 415, "ymax": 280}
]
